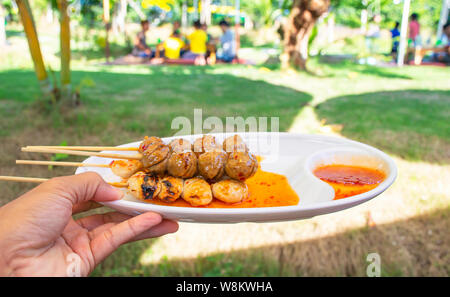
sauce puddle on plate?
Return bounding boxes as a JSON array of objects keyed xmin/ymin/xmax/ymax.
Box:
[
  {"xmin": 147, "ymin": 167, "xmax": 300, "ymax": 208},
  {"xmin": 313, "ymin": 165, "xmax": 386, "ymax": 200}
]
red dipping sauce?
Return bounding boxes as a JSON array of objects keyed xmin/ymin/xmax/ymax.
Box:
[{"xmin": 314, "ymin": 165, "xmax": 386, "ymax": 200}]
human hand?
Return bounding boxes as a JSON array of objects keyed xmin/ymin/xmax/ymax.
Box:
[{"xmin": 0, "ymin": 172, "xmax": 178, "ymax": 276}]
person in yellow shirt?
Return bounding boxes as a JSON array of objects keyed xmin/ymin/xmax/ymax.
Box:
[
  {"xmin": 182, "ymin": 20, "xmax": 207, "ymax": 64},
  {"xmin": 163, "ymin": 30, "xmax": 185, "ymax": 59}
]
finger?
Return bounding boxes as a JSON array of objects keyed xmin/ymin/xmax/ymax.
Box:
[
  {"xmin": 90, "ymin": 212, "xmax": 163, "ymax": 264},
  {"xmin": 127, "ymin": 219, "xmax": 179, "ymax": 242},
  {"xmin": 40, "ymin": 172, "xmax": 123, "ymax": 206},
  {"xmin": 72, "ymin": 201, "xmax": 103, "ymax": 215},
  {"xmin": 77, "ymin": 211, "xmax": 133, "ymax": 231},
  {"xmin": 87, "ymin": 218, "xmax": 178, "ymax": 242}
]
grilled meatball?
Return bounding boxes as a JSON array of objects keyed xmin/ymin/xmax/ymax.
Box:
[
  {"xmin": 110, "ymin": 159, "xmax": 143, "ymax": 179},
  {"xmin": 144, "ymin": 157, "xmax": 168, "ymax": 174},
  {"xmin": 140, "ymin": 142, "xmax": 170, "ymax": 168},
  {"xmin": 197, "ymin": 151, "xmax": 227, "ymax": 181},
  {"xmin": 225, "ymin": 151, "xmax": 258, "ymax": 181},
  {"xmin": 182, "ymin": 178, "xmax": 213, "ymax": 206},
  {"xmin": 193, "ymin": 135, "xmax": 220, "ymax": 156},
  {"xmin": 212, "ymin": 179, "xmax": 248, "ymax": 203},
  {"xmin": 167, "ymin": 151, "xmax": 198, "ymax": 178},
  {"xmin": 168, "ymin": 138, "xmax": 192, "ymax": 153},
  {"xmin": 157, "ymin": 176, "xmax": 184, "ymax": 202},
  {"xmin": 138, "ymin": 136, "xmax": 163, "ymax": 153},
  {"xmin": 222, "ymin": 135, "xmax": 248, "ymax": 153},
  {"xmin": 127, "ymin": 171, "xmax": 161, "ymax": 201}
]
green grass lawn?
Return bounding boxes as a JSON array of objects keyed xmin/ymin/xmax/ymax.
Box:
[{"xmin": 1, "ymin": 28, "xmax": 450, "ymax": 276}]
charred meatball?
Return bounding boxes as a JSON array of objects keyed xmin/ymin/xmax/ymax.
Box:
[
  {"xmin": 157, "ymin": 176, "xmax": 184, "ymax": 202},
  {"xmin": 127, "ymin": 171, "xmax": 161, "ymax": 201}
]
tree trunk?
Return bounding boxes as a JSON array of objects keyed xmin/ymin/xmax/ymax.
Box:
[
  {"xmin": 181, "ymin": 1, "xmax": 187, "ymax": 30},
  {"xmin": 200, "ymin": 0, "xmax": 211, "ymax": 25},
  {"xmin": 103, "ymin": 0, "xmax": 111, "ymax": 62},
  {"xmin": 16, "ymin": 0, "xmax": 53, "ymax": 98},
  {"xmin": 281, "ymin": 0, "xmax": 330, "ymax": 70},
  {"xmin": 58, "ymin": 0, "xmax": 72, "ymax": 102},
  {"xmin": 0, "ymin": 4, "xmax": 6, "ymax": 46}
]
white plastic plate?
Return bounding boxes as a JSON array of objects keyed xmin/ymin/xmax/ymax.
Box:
[{"xmin": 75, "ymin": 132, "xmax": 397, "ymax": 223}]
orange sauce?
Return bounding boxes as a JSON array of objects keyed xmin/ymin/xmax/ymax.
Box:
[
  {"xmin": 145, "ymin": 167, "xmax": 300, "ymax": 208},
  {"xmin": 313, "ymin": 165, "xmax": 385, "ymax": 200}
]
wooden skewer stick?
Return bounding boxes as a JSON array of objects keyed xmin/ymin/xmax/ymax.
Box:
[
  {"xmin": 25, "ymin": 146, "xmax": 139, "ymax": 152},
  {"xmin": 0, "ymin": 175, "xmax": 128, "ymax": 187},
  {"xmin": 0, "ymin": 176, "xmax": 49, "ymax": 183},
  {"xmin": 21, "ymin": 147, "xmax": 142, "ymax": 160},
  {"xmin": 16, "ymin": 160, "xmax": 110, "ymax": 168}
]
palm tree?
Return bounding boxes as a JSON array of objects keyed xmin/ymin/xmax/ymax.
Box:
[
  {"xmin": 57, "ymin": 0, "xmax": 71, "ymax": 101},
  {"xmin": 0, "ymin": 3, "xmax": 7, "ymax": 46},
  {"xmin": 16, "ymin": 0, "xmax": 53, "ymax": 98},
  {"xmin": 103, "ymin": 0, "xmax": 110, "ymax": 62}
]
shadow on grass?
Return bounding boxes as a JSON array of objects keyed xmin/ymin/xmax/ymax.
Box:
[
  {"xmin": 315, "ymin": 89, "xmax": 450, "ymax": 164},
  {"xmin": 92, "ymin": 206, "xmax": 450, "ymax": 276},
  {"xmin": 257, "ymin": 60, "xmax": 413, "ymax": 80},
  {"xmin": 317, "ymin": 61, "xmax": 413, "ymax": 80},
  {"xmin": 65, "ymin": 44, "xmax": 131, "ymax": 62}
]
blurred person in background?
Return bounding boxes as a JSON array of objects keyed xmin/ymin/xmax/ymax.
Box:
[
  {"xmin": 432, "ymin": 21, "xmax": 450, "ymax": 65},
  {"xmin": 216, "ymin": 20, "xmax": 237, "ymax": 63},
  {"xmin": 182, "ymin": 20, "xmax": 207, "ymax": 65},
  {"xmin": 408, "ymin": 13, "xmax": 421, "ymax": 48},
  {"xmin": 390, "ymin": 21, "xmax": 401, "ymax": 60},
  {"xmin": 132, "ymin": 20, "xmax": 153, "ymax": 58},
  {"xmin": 163, "ymin": 29, "xmax": 186, "ymax": 60},
  {"xmin": 365, "ymin": 14, "xmax": 381, "ymax": 54}
]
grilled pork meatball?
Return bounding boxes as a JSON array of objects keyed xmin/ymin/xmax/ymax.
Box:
[
  {"xmin": 222, "ymin": 135, "xmax": 248, "ymax": 153},
  {"xmin": 140, "ymin": 141, "xmax": 170, "ymax": 168},
  {"xmin": 182, "ymin": 177, "xmax": 213, "ymax": 206},
  {"xmin": 144, "ymin": 157, "xmax": 168, "ymax": 174},
  {"xmin": 167, "ymin": 151, "xmax": 198, "ymax": 178},
  {"xmin": 138, "ymin": 136, "xmax": 163, "ymax": 153},
  {"xmin": 225, "ymin": 151, "xmax": 258, "ymax": 181},
  {"xmin": 127, "ymin": 171, "xmax": 161, "ymax": 201},
  {"xmin": 212, "ymin": 179, "xmax": 249, "ymax": 203},
  {"xmin": 197, "ymin": 151, "xmax": 227, "ymax": 181},
  {"xmin": 168, "ymin": 138, "xmax": 192, "ymax": 153},
  {"xmin": 157, "ymin": 176, "xmax": 184, "ymax": 202},
  {"xmin": 193, "ymin": 135, "xmax": 220, "ymax": 156},
  {"xmin": 110, "ymin": 159, "xmax": 143, "ymax": 179}
]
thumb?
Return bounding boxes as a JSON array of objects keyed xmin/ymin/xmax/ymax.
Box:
[{"xmin": 39, "ymin": 172, "xmax": 123, "ymax": 206}]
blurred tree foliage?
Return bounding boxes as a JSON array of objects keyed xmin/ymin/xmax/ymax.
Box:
[{"xmin": 333, "ymin": 0, "xmax": 443, "ymax": 30}]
